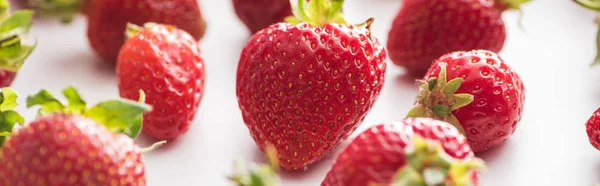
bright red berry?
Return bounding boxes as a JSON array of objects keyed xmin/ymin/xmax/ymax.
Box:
[
  {"xmin": 232, "ymin": 0, "xmax": 293, "ymax": 34},
  {"xmin": 586, "ymin": 108, "xmax": 600, "ymax": 150},
  {"xmin": 407, "ymin": 50, "xmax": 525, "ymax": 152},
  {"xmin": 236, "ymin": 0, "xmax": 386, "ymax": 170},
  {"xmin": 322, "ymin": 118, "xmax": 485, "ymax": 186},
  {"xmin": 387, "ymin": 0, "xmax": 529, "ymax": 76},
  {"xmin": 84, "ymin": 0, "xmax": 206, "ymax": 62},
  {"xmin": 0, "ymin": 87, "xmax": 152, "ymax": 186},
  {"xmin": 117, "ymin": 23, "xmax": 205, "ymax": 140}
]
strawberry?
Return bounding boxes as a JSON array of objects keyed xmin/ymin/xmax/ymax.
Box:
[
  {"xmin": 586, "ymin": 108, "xmax": 600, "ymax": 151},
  {"xmin": 0, "ymin": 87, "xmax": 154, "ymax": 186},
  {"xmin": 232, "ymin": 0, "xmax": 293, "ymax": 34},
  {"xmin": 28, "ymin": 0, "xmax": 207, "ymax": 62},
  {"xmin": 0, "ymin": 0, "xmax": 35, "ymax": 87},
  {"xmin": 406, "ymin": 50, "xmax": 525, "ymax": 153},
  {"xmin": 386, "ymin": 0, "xmax": 530, "ymax": 76},
  {"xmin": 322, "ymin": 118, "xmax": 485, "ymax": 186},
  {"xmin": 117, "ymin": 23, "xmax": 205, "ymax": 140},
  {"xmin": 236, "ymin": 0, "xmax": 387, "ymax": 170}
]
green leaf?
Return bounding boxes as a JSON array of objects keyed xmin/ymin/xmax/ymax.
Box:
[
  {"xmin": 26, "ymin": 89, "xmax": 65, "ymax": 114},
  {"xmin": 431, "ymin": 105, "xmax": 450, "ymax": 117},
  {"xmin": 0, "ymin": 110, "xmax": 24, "ymax": 146},
  {"xmin": 406, "ymin": 105, "xmax": 426, "ymax": 118},
  {"xmin": 443, "ymin": 78, "xmax": 463, "ymax": 95},
  {"xmin": 427, "ymin": 78, "xmax": 437, "ymax": 91},
  {"xmin": 451, "ymin": 94, "xmax": 474, "ymax": 111},
  {"xmin": 0, "ymin": 0, "xmax": 9, "ymax": 20},
  {"xmin": 576, "ymin": 0, "xmax": 600, "ymax": 11},
  {"xmin": 62, "ymin": 86, "xmax": 86, "ymax": 115},
  {"xmin": 0, "ymin": 10, "xmax": 34, "ymax": 33},
  {"xmin": 0, "ymin": 87, "xmax": 18, "ymax": 111},
  {"xmin": 84, "ymin": 99, "xmax": 150, "ymax": 139}
]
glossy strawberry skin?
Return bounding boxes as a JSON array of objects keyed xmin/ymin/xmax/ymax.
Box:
[
  {"xmin": 117, "ymin": 24, "xmax": 205, "ymax": 140},
  {"xmin": 236, "ymin": 23, "xmax": 386, "ymax": 170},
  {"xmin": 0, "ymin": 70, "xmax": 16, "ymax": 87},
  {"xmin": 232, "ymin": 0, "xmax": 292, "ymax": 34},
  {"xmin": 321, "ymin": 118, "xmax": 476, "ymax": 186},
  {"xmin": 586, "ymin": 108, "xmax": 600, "ymax": 150},
  {"xmin": 387, "ymin": 0, "xmax": 507, "ymax": 76},
  {"xmin": 424, "ymin": 50, "xmax": 525, "ymax": 152},
  {"xmin": 87, "ymin": 0, "xmax": 206, "ymax": 62},
  {"xmin": 0, "ymin": 114, "xmax": 145, "ymax": 186}
]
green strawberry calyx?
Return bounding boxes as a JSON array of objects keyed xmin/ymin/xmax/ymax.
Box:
[
  {"xmin": 0, "ymin": 88, "xmax": 25, "ymax": 146},
  {"xmin": 285, "ymin": 0, "xmax": 345, "ymax": 26},
  {"xmin": 390, "ymin": 136, "xmax": 485, "ymax": 186},
  {"xmin": 406, "ymin": 64, "xmax": 474, "ymax": 135},
  {"xmin": 498, "ymin": 0, "xmax": 531, "ymax": 10},
  {"xmin": 26, "ymin": 86, "xmax": 151, "ymax": 139},
  {"xmin": 26, "ymin": 0, "xmax": 85, "ymax": 23},
  {"xmin": 0, "ymin": 0, "xmax": 35, "ymax": 72},
  {"xmin": 574, "ymin": 0, "xmax": 600, "ymax": 11},
  {"xmin": 228, "ymin": 145, "xmax": 281, "ymax": 186}
]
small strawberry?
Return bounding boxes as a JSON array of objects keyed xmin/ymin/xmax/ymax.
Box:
[
  {"xmin": 28, "ymin": 0, "xmax": 207, "ymax": 62},
  {"xmin": 387, "ymin": 0, "xmax": 530, "ymax": 76},
  {"xmin": 406, "ymin": 50, "xmax": 525, "ymax": 153},
  {"xmin": 236, "ymin": 0, "xmax": 387, "ymax": 170},
  {"xmin": 0, "ymin": 0, "xmax": 36, "ymax": 87},
  {"xmin": 232, "ymin": 0, "xmax": 293, "ymax": 34},
  {"xmin": 321, "ymin": 118, "xmax": 485, "ymax": 186},
  {"xmin": 586, "ymin": 108, "xmax": 600, "ymax": 151},
  {"xmin": 0, "ymin": 87, "xmax": 154, "ymax": 186},
  {"xmin": 117, "ymin": 23, "xmax": 205, "ymax": 140}
]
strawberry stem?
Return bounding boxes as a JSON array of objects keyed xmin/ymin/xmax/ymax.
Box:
[
  {"xmin": 391, "ymin": 137, "xmax": 485, "ymax": 186},
  {"xmin": 0, "ymin": 0, "xmax": 35, "ymax": 72},
  {"xmin": 140, "ymin": 140, "xmax": 167, "ymax": 153},
  {"xmin": 497, "ymin": 0, "xmax": 531, "ymax": 10}
]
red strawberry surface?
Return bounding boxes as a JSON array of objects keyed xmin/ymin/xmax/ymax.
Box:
[
  {"xmin": 0, "ymin": 114, "xmax": 146, "ymax": 186},
  {"xmin": 408, "ymin": 50, "xmax": 525, "ymax": 152},
  {"xmin": 117, "ymin": 23, "xmax": 205, "ymax": 140},
  {"xmin": 387, "ymin": 0, "xmax": 529, "ymax": 76},
  {"xmin": 0, "ymin": 87, "xmax": 151, "ymax": 186},
  {"xmin": 236, "ymin": 0, "xmax": 386, "ymax": 170},
  {"xmin": 86, "ymin": 0, "xmax": 206, "ymax": 62},
  {"xmin": 233, "ymin": 0, "xmax": 292, "ymax": 34},
  {"xmin": 586, "ymin": 107, "xmax": 600, "ymax": 151},
  {"xmin": 322, "ymin": 118, "xmax": 484, "ymax": 186}
]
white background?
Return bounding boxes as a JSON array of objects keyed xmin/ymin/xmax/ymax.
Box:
[{"xmin": 8, "ymin": 0, "xmax": 600, "ymax": 185}]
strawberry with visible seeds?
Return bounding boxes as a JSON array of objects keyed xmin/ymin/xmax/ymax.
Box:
[
  {"xmin": 406, "ymin": 50, "xmax": 525, "ymax": 153},
  {"xmin": 586, "ymin": 108, "xmax": 600, "ymax": 151},
  {"xmin": 0, "ymin": 87, "xmax": 155, "ymax": 186},
  {"xmin": 117, "ymin": 23, "xmax": 205, "ymax": 140},
  {"xmin": 322, "ymin": 118, "xmax": 485, "ymax": 186},
  {"xmin": 233, "ymin": 0, "xmax": 293, "ymax": 34},
  {"xmin": 387, "ymin": 0, "xmax": 530, "ymax": 76},
  {"xmin": 236, "ymin": 0, "xmax": 386, "ymax": 170},
  {"xmin": 0, "ymin": 0, "xmax": 36, "ymax": 87},
  {"xmin": 28, "ymin": 0, "xmax": 207, "ymax": 63}
]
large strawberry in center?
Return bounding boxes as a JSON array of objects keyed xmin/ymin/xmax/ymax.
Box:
[{"xmin": 236, "ymin": 0, "xmax": 387, "ymax": 170}]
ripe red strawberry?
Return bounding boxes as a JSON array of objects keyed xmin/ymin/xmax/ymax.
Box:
[
  {"xmin": 406, "ymin": 50, "xmax": 525, "ymax": 152},
  {"xmin": 586, "ymin": 108, "xmax": 600, "ymax": 150},
  {"xmin": 236, "ymin": 0, "xmax": 387, "ymax": 170},
  {"xmin": 387, "ymin": 0, "xmax": 530, "ymax": 76},
  {"xmin": 117, "ymin": 23, "xmax": 205, "ymax": 140},
  {"xmin": 0, "ymin": 0, "xmax": 36, "ymax": 87},
  {"xmin": 28, "ymin": 0, "xmax": 207, "ymax": 62},
  {"xmin": 232, "ymin": 0, "xmax": 293, "ymax": 34},
  {"xmin": 322, "ymin": 118, "xmax": 485, "ymax": 186},
  {"xmin": 0, "ymin": 87, "xmax": 153, "ymax": 186}
]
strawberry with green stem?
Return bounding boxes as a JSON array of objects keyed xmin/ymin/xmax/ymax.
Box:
[
  {"xmin": 0, "ymin": 0, "xmax": 35, "ymax": 87},
  {"xmin": 407, "ymin": 50, "xmax": 525, "ymax": 153},
  {"xmin": 0, "ymin": 87, "xmax": 162, "ymax": 186},
  {"xmin": 236, "ymin": 0, "xmax": 386, "ymax": 170}
]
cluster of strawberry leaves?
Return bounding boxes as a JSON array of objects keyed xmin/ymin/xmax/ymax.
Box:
[{"xmin": 0, "ymin": 86, "xmax": 150, "ymax": 146}]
